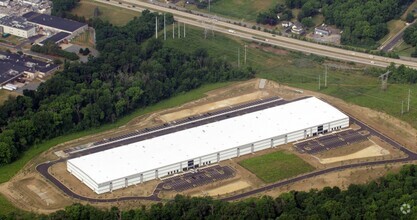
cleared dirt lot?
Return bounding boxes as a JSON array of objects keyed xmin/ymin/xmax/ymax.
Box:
[
  {"xmin": 2, "ymin": 78, "xmax": 417, "ymax": 212},
  {"xmin": 318, "ymin": 144, "xmax": 390, "ymax": 164},
  {"xmin": 192, "ymin": 180, "xmax": 251, "ymax": 197},
  {"xmin": 159, "ymin": 90, "xmax": 269, "ymax": 122}
]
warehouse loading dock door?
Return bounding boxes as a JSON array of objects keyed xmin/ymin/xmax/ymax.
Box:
[{"xmin": 187, "ymin": 160, "xmax": 194, "ymax": 169}]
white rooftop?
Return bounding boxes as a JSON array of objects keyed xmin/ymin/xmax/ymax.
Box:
[{"xmin": 68, "ymin": 97, "xmax": 348, "ymax": 184}]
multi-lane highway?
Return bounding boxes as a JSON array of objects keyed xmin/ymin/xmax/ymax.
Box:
[
  {"xmin": 95, "ymin": 0, "xmax": 417, "ymax": 69},
  {"xmin": 36, "ymin": 96, "xmax": 417, "ymax": 203}
]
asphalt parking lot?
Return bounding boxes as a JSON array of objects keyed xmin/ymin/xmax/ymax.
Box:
[
  {"xmin": 294, "ymin": 129, "xmax": 369, "ymax": 154},
  {"xmin": 162, "ymin": 165, "xmax": 235, "ymax": 192}
]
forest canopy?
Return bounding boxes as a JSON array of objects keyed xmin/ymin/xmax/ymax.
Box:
[{"xmin": 0, "ymin": 11, "xmax": 255, "ymax": 166}]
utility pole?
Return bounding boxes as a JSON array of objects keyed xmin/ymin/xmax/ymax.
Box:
[
  {"xmin": 183, "ymin": 22, "xmax": 186, "ymax": 37},
  {"xmin": 379, "ymin": 71, "xmax": 390, "ymax": 91},
  {"xmin": 238, "ymin": 47, "xmax": 240, "ymax": 68},
  {"xmin": 324, "ymin": 65, "xmax": 328, "ymax": 88},
  {"xmin": 244, "ymin": 44, "xmax": 247, "ymax": 65},
  {"xmin": 164, "ymin": 13, "xmax": 166, "ymax": 40},
  {"xmin": 155, "ymin": 16, "xmax": 158, "ymax": 39},
  {"xmin": 208, "ymin": 0, "xmax": 210, "ymax": 12},
  {"xmin": 172, "ymin": 22, "xmax": 175, "ymax": 39},
  {"xmin": 318, "ymin": 74, "xmax": 321, "ymax": 90},
  {"xmin": 401, "ymin": 100, "xmax": 404, "ymax": 115},
  {"xmin": 178, "ymin": 22, "xmax": 180, "ymax": 38},
  {"xmin": 408, "ymin": 89, "xmax": 411, "ymax": 112}
]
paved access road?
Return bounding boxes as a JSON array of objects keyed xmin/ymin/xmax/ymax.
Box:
[
  {"xmin": 381, "ymin": 20, "xmax": 416, "ymax": 52},
  {"xmin": 37, "ymin": 97, "xmax": 417, "ymax": 203},
  {"xmin": 95, "ymin": 0, "xmax": 417, "ymax": 69}
]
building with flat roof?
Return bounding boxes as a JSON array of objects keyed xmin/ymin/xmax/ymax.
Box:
[
  {"xmin": 0, "ymin": 51, "xmax": 59, "ymax": 86},
  {"xmin": 0, "ymin": 16, "xmax": 36, "ymax": 38},
  {"xmin": 67, "ymin": 97, "xmax": 349, "ymax": 194},
  {"xmin": 39, "ymin": 31, "xmax": 70, "ymax": 46},
  {"xmin": 22, "ymin": 11, "xmax": 87, "ymax": 36}
]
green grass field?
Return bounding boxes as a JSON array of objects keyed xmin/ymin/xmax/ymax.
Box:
[
  {"xmin": 181, "ymin": 0, "xmax": 282, "ymax": 21},
  {"xmin": 239, "ymin": 151, "xmax": 315, "ymax": 183},
  {"xmin": 0, "ymin": 194, "xmax": 19, "ymax": 215},
  {"xmin": 71, "ymin": 0, "xmax": 139, "ymax": 26},
  {"xmin": 164, "ymin": 25, "xmax": 417, "ymax": 129},
  {"xmin": 394, "ymin": 41, "xmax": 416, "ymax": 57}
]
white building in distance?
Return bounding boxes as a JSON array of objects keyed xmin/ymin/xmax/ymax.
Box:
[
  {"xmin": 67, "ymin": 97, "xmax": 349, "ymax": 194},
  {"xmin": 0, "ymin": 16, "xmax": 36, "ymax": 38}
]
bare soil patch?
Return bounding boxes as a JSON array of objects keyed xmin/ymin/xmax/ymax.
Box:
[
  {"xmin": 318, "ymin": 145, "xmax": 390, "ymax": 164},
  {"xmin": 159, "ymin": 90, "xmax": 269, "ymax": 122},
  {"xmin": 192, "ymin": 180, "xmax": 251, "ymax": 197}
]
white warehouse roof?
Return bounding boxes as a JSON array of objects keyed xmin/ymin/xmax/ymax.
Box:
[{"xmin": 68, "ymin": 97, "xmax": 348, "ymax": 185}]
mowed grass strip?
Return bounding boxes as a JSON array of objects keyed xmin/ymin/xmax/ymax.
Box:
[
  {"xmin": 182, "ymin": 0, "xmax": 282, "ymax": 21},
  {"xmin": 239, "ymin": 151, "xmax": 315, "ymax": 183},
  {"xmin": 71, "ymin": 0, "xmax": 139, "ymax": 26},
  {"xmin": 0, "ymin": 194, "xmax": 19, "ymax": 215}
]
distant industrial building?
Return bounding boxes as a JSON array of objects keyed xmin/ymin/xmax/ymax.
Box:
[
  {"xmin": 22, "ymin": 11, "xmax": 87, "ymax": 37},
  {"xmin": 0, "ymin": 51, "xmax": 58, "ymax": 87},
  {"xmin": 67, "ymin": 97, "xmax": 349, "ymax": 194},
  {"xmin": 0, "ymin": 16, "xmax": 36, "ymax": 38}
]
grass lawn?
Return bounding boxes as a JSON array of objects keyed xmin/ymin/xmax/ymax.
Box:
[
  {"xmin": 379, "ymin": 20, "xmax": 406, "ymax": 45},
  {"xmin": 71, "ymin": 0, "xmax": 139, "ymax": 26},
  {"xmin": 182, "ymin": 0, "xmax": 283, "ymax": 22},
  {"xmin": 0, "ymin": 90, "xmax": 19, "ymax": 106},
  {"xmin": 394, "ymin": 41, "xmax": 416, "ymax": 57},
  {"xmin": 0, "ymin": 194, "xmax": 19, "ymax": 215},
  {"xmin": 0, "ymin": 82, "xmax": 232, "ymax": 184},
  {"xmin": 71, "ymin": 30, "xmax": 95, "ymax": 48},
  {"xmin": 312, "ymin": 14, "xmax": 324, "ymax": 26},
  {"xmin": 239, "ymin": 151, "xmax": 315, "ymax": 183},
  {"xmin": 0, "ymin": 194, "xmax": 21, "ymax": 215},
  {"xmin": 164, "ymin": 25, "xmax": 417, "ymax": 129}
]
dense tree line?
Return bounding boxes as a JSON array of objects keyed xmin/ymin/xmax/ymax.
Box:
[
  {"xmin": 51, "ymin": 0, "xmax": 79, "ymax": 16},
  {"xmin": 387, "ymin": 63, "xmax": 417, "ymax": 83},
  {"xmin": 0, "ymin": 10, "xmax": 255, "ymax": 165},
  {"xmin": 363, "ymin": 63, "xmax": 417, "ymax": 84},
  {"xmin": 2, "ymin": 164, "xmax": 417, "ymax": 219},
  {"xmin": 282, "ymin": 0, "xmax": 413, "ymax": 47},
  {"xmin": 403, "ymin": 24, "xmax": 417, "ymax": 57},
  {"xmin": 323, "ymin": 0, "xmax": 413, "ymax": 47},
  {"xmin": 31, "ymin": 42, "xmax": 79, "ymax": 60},
  {"xmin": 256, "ymin": 4, "xmax": 293, "ymax": 25}
]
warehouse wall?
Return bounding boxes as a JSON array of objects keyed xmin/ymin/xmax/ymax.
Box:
[{"xmin": 67, "ymin": 161, "xmax": 98, "ymax": 193}]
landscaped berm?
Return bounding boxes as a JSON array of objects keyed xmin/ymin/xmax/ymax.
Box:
[{"xmin": 239, "ymin": 151, "xmax": 315, "ymax": 183}]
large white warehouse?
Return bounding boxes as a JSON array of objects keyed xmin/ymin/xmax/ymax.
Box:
[{"xmin": 67, "ymin": 97, "xmax": 349, "ymax": 194}]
